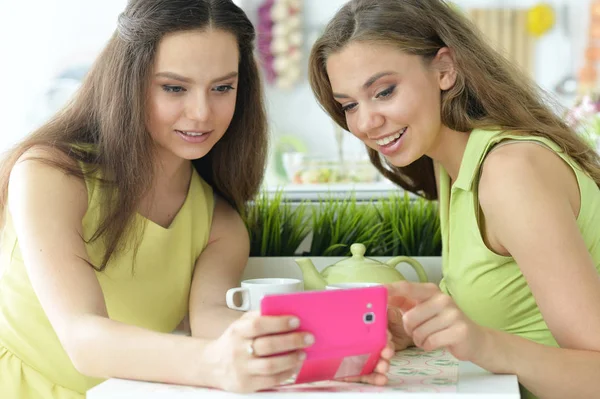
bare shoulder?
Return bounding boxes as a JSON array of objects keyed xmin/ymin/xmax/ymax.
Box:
[
  {"xmin": 207, "ymin": 195, "xmax": 247, "ymax": 245},
  {"xmin": 9, "ymin": 145, "xmax": 88, "ymax": 222},
  {"xmin": 213, "ymin": 195, "xmax": 242, "ymax": 220},
  {"xmin": 478, "ymin": 140, "xmax": 578, "ymax": 214},
  {"xmin": 17, "ymin": 145, "xmax": 75, "ymax": 164}
]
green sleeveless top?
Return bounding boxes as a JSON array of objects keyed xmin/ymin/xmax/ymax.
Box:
[
  {"xmin": 0, "ymin": 164, "xmax": 214, "ymax": 396},
  {"xmin": 438, "ymin": 129, "xmax": 600, "ymax": 399}
]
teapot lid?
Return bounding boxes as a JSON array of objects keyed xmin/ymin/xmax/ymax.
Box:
[{"xmin": 333, "ymin": 243, "xmax": 384, "ymax": 267}]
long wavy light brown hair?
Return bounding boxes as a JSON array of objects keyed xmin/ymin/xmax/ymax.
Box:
[
  {"xmin": 0, "ymin": 0, "xmax": 268, "ymax": 271},
  {"xmin": 309, "ymin": 0, "xmax": 600, "ymax": 200}
]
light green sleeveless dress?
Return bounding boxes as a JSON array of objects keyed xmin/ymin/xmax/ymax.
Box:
[
  {"xmin": 0, "ymin": 165, "xmax": 214, "ymax": 398},
  {"xmin": 438, "ymin": 129, "xmax": 600, "ymax": 399}
]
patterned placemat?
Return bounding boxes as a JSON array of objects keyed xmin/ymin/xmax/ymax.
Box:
[
  {"xmin": 136, "ymin": 348, "xmax": 459, "ymax": 395},
  {"xmin": 272, "ymin": 347, "xmax": 459, "ymax": 393}
]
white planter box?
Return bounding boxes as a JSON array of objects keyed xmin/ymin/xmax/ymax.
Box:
[{"xmin": 243, "ymin": 256, "xmax": 443, "ymax": 285}]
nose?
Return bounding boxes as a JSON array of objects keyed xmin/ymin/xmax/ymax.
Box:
[
  {"xmin": 356, "ymin": 104, "xmax": 384, "ymax": 135},
  {"xmin": 185, "ymin": 91, "xmax": 211, "ymax": 123}
]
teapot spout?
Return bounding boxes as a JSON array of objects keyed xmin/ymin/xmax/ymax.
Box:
[{"xmin": 295, "ymin": 258, "xmax": 327, "ymax": 290}]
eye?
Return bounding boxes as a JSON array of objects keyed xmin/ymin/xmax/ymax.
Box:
[
  {"xmin": 375, "ymin": 85, "xmax": 396, "ymax": 99},
  {"xmin": 341, "ymin": 103, "xmax": 357, "ymax": 113},
  {"xmin": 213, "ymin": 85, "xmax": 235, "ymax": 93},
  {"xmin": 162, "ymin": 85, "xmax": 186, "ymax": 93}
]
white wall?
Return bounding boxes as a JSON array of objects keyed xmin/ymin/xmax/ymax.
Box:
[
  {"xmin": 0, "ymin": 0, "xmax": 126, "ymax": 153},
  {"xmin": 0, "ymin": 0, "xmax": 592, "ymax": 158}
]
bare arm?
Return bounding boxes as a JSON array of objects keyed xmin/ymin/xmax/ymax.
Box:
[
  {"xmin": 387, "ymin": 162, "xmax": 443, "ymax": 351},
  {"xmin": 8, "ymin": 150, "xmax": 213, "ymax": 386},
  {"xmin": 189, "ymin": 196, "xmax": 249, "ymax": 338},
  {"xmin": 474, "ymin": 143, "xmax": 600, "ymax": 398}
]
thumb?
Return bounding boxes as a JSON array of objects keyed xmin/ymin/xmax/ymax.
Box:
[
  {"xmin": 241, "ymin": 310, "xmax": 261, "ymax": 319},
  {"xmin": 387, "ymin": 305, "xmax": 404, "ymax": 324},
  {"xmin": 386, "ymin": 281, "xmax": 438, "ymax": 308},
  {"xmin": 388, "ymin": 295, "xmax": 418, "ymax": 314}
]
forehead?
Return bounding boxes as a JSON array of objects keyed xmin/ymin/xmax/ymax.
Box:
[
  {"xmin": 326, "ymin": 42, "xmax": 415, "ymax": 91},
  {"xmin": 154, "ymin": 29, "xmax": 239, "ymax": 74}
]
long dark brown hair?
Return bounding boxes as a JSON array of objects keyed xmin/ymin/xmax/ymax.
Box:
[
  {"xmin": 0, "ymin": 0, "xmax": 268, "ymax": 270},
  {"xmin": 309, "ymin": 0, "xmax": 600, "ymax": 200}
]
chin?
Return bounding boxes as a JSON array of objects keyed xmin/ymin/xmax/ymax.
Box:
[
  {"xmin": 385, "ymin": 145, "xmax": 426, "ymax": 168},
  {"xmin": 185, "ymin": 150, "xmax": 212, "ymax": 161},
  {"xmin": 171, "ymin": 146, "xmax": 213, "ymax": 161},
  {"xmin": 384, "ymin": 155, "xmax": 413, "ymax": 168}
]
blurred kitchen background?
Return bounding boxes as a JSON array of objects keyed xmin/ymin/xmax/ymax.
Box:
[{"xmin": 1, "ymin": 0, "xmax": 599, "ymax": 200}]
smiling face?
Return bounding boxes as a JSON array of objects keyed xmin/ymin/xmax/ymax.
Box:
[
  {"xmin": 326, "ymin": 41, "xmax": 456, "ymax": 167},
  {"xmin": 146, "ymin": 28, "xmax": 239, "ymax": 167}
]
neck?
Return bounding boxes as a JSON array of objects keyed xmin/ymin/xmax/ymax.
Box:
[
  {"xmin": 425, "ymin": 126, "xmax": 471, "ymax": 181},
  {"xmin": 153, "ymin": 148, "xmax": 192, "ymax": 194}
]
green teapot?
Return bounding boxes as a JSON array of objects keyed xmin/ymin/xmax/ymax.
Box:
[{"xmin": 295, "ymin": 243, "xmax": 429, "ymax": 290}]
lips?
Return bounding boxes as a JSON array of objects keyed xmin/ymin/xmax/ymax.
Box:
[
  {"xmin": 175, "ymin": 130, "xmax": 209, "ymax": 137},
  {"xmin": 175, "ymin": 129, "xmax": 213, "ymax": 144},
  {"xmin": 374, "ymin": 127, "xmax": 407, "ymax": 147}
]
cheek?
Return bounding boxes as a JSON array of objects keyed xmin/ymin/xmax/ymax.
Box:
[
  {"xmin": 215, "ymin": 96, "xmax": 237, "ymax": 125},
  {"xmin": 395, "ymin": 96, "xmax": 438, "ymax": 135},
  {"xmin": 381, "ymin": 99, "xmax": 411, "ymax": 121},
  {"xmin": 149, "ymin": 96, "xmax": 180, "ymax": 127},
  {"xmin": 146, "ymin": 100, "xmax": 180, "ymax": 143},
  {"xmin": 416, "ymin": 84, "xmax": 442, "ymax": 120},
  {"xmin": 146, "ymin": 95, "xmax": 162, "ymax": 134},
  {"xmin": 344, "ymin": 114, "xmax": 362, "ymax": 138}
]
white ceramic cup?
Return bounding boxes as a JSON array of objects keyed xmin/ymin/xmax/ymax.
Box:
[
  {"xmin": 226, "ymin": 278, "xmax": 303, "ymax": 311},
  {"xmin": 325, "ymin": 282, "xmax": 382, "ymax": 290}
]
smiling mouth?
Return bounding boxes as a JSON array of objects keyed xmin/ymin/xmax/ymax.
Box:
[
  {"xmin": 374, "ymin": 127, "xmax": 407, "ymax": 147},
  {"xmin": 175, "ymin": 130, "xmax": 211, "ymax": 137}
]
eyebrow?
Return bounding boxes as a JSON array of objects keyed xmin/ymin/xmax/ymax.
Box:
[
  {"xmin": 154, "ymin": 71, "xmax": 239, "ymax": 84},
  {"xmin": 332, "ymin": 71, "xmax": 397, "ymax": 99}
]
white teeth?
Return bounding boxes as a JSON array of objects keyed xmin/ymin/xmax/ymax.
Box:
[
  {"xmin": 375, "ymin": 128, "xmax": 406, "ymax": 146},
  {"xmin": 178, "ymin": 130, "xmax": 206, "ymax": 137}
]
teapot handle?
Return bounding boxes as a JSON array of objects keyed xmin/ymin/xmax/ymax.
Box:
[{"xmin": 387, "ymin": 256, "xmax": 428, "ymax": 283}]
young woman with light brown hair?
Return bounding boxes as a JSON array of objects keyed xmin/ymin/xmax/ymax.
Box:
[{"xmin": 309, "ymin": 1, "xmax": 600, "ymax": 398}]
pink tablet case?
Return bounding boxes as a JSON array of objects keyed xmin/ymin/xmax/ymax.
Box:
[{"xmin": 260, "ymin": 286, "xmax": 388, "ymax": 385}]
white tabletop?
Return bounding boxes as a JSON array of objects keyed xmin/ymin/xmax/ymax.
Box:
[{"xmin": 87, "ymin": 358, "xmax": 520, "ymax": 399}]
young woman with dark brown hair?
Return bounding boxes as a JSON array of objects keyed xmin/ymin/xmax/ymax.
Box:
[{"xmin": 0, "ymin": 1, "xmax": 397, "ymax": 397}]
